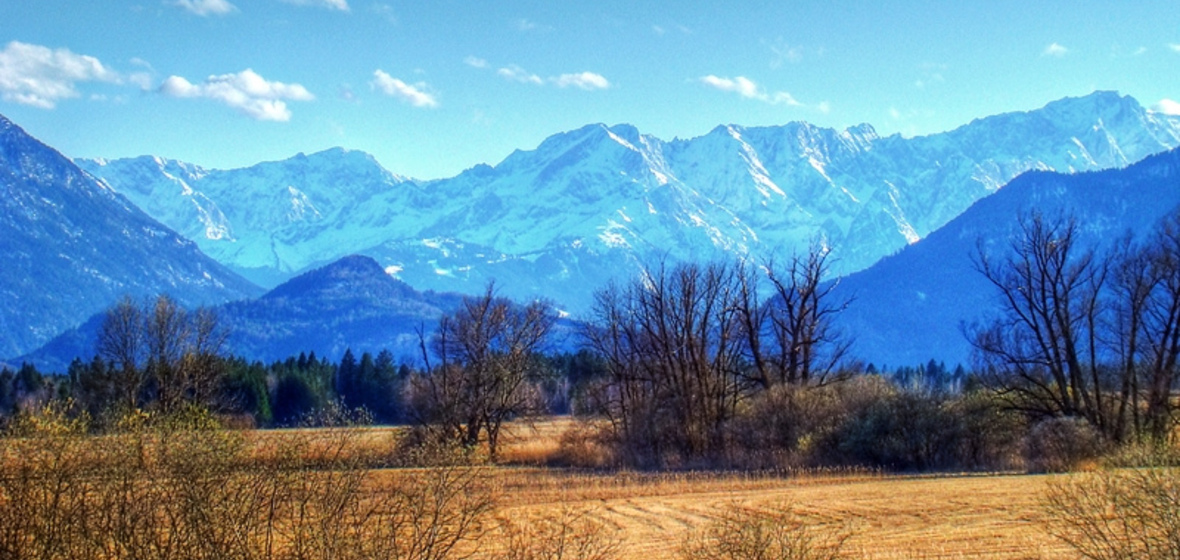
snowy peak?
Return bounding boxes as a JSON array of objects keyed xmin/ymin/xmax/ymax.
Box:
[{"xmin": 77, "ymin": 91, "xmax": 1180, "ymax": 315}]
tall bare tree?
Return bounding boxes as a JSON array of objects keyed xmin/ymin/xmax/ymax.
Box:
[
  {"xmin": 584, "ymin": 253, "xmax": 853, "ymax": 466},
  {"xmin": 737, "ymin": 243, "xmax": 852, "ymax": 390},
  {"xmin": 413, "ymin": 283, "xmax": 555, "ymax": 460},
  {"xmin": 974, "ymin": 209, "xmax": 1180, "ymax": 444},
  {"xmin": 971, "ymin": 213, "xmax": 1111, "ymax": 433},
  {"xmin": 97, "ymin": 296, "xmax": 145, "ymax": 411}
]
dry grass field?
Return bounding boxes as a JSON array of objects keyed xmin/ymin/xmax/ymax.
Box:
[
  {"xmin": 477, "ymin": 420, "xmax": 1076, "ymax": 560},
  {"xmin": 0, "ymin": 411, "xmax": 1087, "ymax": 560}
]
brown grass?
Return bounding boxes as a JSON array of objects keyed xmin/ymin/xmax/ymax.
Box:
[
  {"xmin": 470, "ymin": 418, "xmax": 1074, "ymax": 560},
  {"xmin": 0, "ymin": 412, "xmax": 1099, "ymax": 560},
  {"xmin": 268, "ymin": 418, "xmax": 1079, "ymax": 559},
  {"xmin": 478, "ymin": 469, "xmax": 1073, "ymax": 560}
]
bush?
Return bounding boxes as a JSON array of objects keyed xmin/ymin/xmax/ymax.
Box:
[
  {"xmin": 727, "ymin": 376, "xmax": 892, "ymax": 470},
  {"xmin": 680, "ymin": 502, "xmax": 850, "ymax": 560},
  {"xmin": 1044, "ymin": 466, "xmax": 1180, "ymax": 559},
  {"xmin": 0, "ymin": 404, "xmax": 497, "ymax": 560},
  {"xmin": 494, "ymin": 507, "xmax": 621, "ymax": 560},
  {"xmin": 1024, "ymin": 416, "xmax": 1106, "ymax": 473}
]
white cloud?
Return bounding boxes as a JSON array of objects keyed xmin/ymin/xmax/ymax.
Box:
[
  {"xmin": 173, "ymin": 0, "xmax": 236, "ymax": 16},
  {"xmin": 766, "ymin": 39, "xmax": 804, "ymax": 69},
  {"xmin": 700, "ymin": 75, "xmax": 760, "ymax": 98},
  {"xmin": 478, "ymin": 60, "xmax": 609, "ymax": 92},
  {"xmin": 497, "ymin": 65, "xmax": 543, "ymax": 85},
  {"xmin": 1043, "ymin": 43, "xmax": 1069, "ymax": 57},
  {"xmin": 552, "ymin": 72, "xmax": 610, "ymax": 90},
  {"xmin": 1153, "ymin": 99, "xmax": 1180, "ymax": 115},
  {"xmin": 0, "ymin": 41, "xmax": 120, "ymax": 108},
  {"xmin": 699, "ymin": 75, "xmax": 813, "ymax": 108},
  {"xmin": 159, "ymin": 68, "xmax": 314, "ymax": 121},
  {"xmin": 1169, "ymin": 43, "xmax": 1180, "ymax": 53},
  {"xmin": 281, "ymin": 0, "xmax": 349, "ymax": 11},
  {"xmin": 371, "ymin": 70, "xmax": 437, "ymax": 107}
]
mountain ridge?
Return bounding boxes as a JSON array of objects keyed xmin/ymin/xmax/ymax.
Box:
[
  {"xmin": 833, "ymin": 145, "xmax": 1180, "ymax": 367},
  {"xmin": 75, "ymin": 91, "xmax": 1180, "ymax": 314},
  {"xmin": 0, "ymin": 113, "xmax": 262, "ymax": 359}
]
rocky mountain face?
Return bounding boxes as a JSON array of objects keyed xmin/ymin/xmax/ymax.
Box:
[
  {"xmin": 0, "ymin": 114, "xmax": 261, "ymax": 360},
  {"xmin": 77, "ymin": 92, "xmax": 1180, "ymax": 314},
  {"xmin": 832, "ymin": 146, "xmax": 1180, "ymax": 367}
]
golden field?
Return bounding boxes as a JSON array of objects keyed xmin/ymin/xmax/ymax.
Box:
[
  {"xmin": 0, "ymin": 414, "xmax": 1091, "ymax": 559},
  {"xmin": 460, "ymin": 420, "xmax": 1075, "ymax": 560}
]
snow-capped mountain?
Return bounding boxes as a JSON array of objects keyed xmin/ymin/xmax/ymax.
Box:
[
  {"xmin": 78, "ymin": 91, "xmax": 1180, "ymax": 314},
  {"xmin": 76, "ymin": 148, "xmax": 422, "ymax": 287},
  {"xmin": 832, "ymin": 145, "xmax": 1180, "ymax": 367},
  {"xmin": 0, "ymin": 113, "xmax": 261, "ymax": 359}
]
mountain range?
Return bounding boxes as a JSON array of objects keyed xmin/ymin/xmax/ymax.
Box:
[
  {"xmin": 834, "ymin": 146, "xmax": 1180, "ymax": 367},
  {"xmin": 76, "ymin": 91, "xmax": 1180, "ymax": 314},
  {"xmin": 0, "ymin": 114, "xmax": 260, "ymax": 359},
  {"xmin": 4, "ymin": 90, "xmax": 1180, "ymax": 370}
]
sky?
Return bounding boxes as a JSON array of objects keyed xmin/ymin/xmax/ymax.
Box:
[{"xmin": 1, "ymin": 1, "xmax": 1178, "ymax": 180}]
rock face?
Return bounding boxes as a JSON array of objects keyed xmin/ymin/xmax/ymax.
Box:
[
  {"xmin": 0, "ymin": 114, "xmax": 261, "ymax": 359},
  {"xmin": 76, "ymin": 91, "xmax": 1180, "ymax": 315},
  {"xmin": 832, "ymin": 146, "xmax": 1180, "ymax": 367}
]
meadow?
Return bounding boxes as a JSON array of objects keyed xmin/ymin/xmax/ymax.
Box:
[
  {"xmin": 3, "ymin": 408, "xmax": 1165, "ymax": 560},
  {"xmin": 484, "ymin": 421, "xmax": 1075, "ymax": 560}
]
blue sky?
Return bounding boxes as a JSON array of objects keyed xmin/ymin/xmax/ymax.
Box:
[{"xmin": 1, "ymin": 1, "xmax": 1178, "ymax": 179}]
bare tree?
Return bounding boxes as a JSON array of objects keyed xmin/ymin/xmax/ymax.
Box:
[
  {"xmin": 413, "ymin": 283, "xmax": 556, "ymax": 460},
  {"xmin": 1109, "ymin": 211, "xmax": 1180, "ymax": 443},
  {"xmin": 738, "ymin": 243, "xmax": 852, "ymax": 389},
  {"xmin": 93, "ymin": 294, "xmax": 229, "ymax": 414},
  {"xmin": 584, "ymin": 248, "xmax": 853, "ymax": 466},
  {"xmin": 584, "ymin": 261, "xmax": 748, "ymax": 464},
  {"xmin": 971, "ymin": 212, "xmax": 1113, "ymax": 435},
  {"xmin": 97, "ymin": 295, "xmax": 145, "ymax": 411},
  {"xmin": 974, "ymin": 209, "xmax": 1180, "ymax": 444}
]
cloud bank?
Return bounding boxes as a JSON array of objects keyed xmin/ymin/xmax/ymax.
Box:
[
  {"xmin": 1154, "ymin": 99, "xmax": 1180, "ymax": 116},
  {"xmin": 0, "ymin": 41, "xmax": 120, "ymax": 108},
  {"xmin": 159, "ymin": 68, "xmax": 314, "ymax": 121}
]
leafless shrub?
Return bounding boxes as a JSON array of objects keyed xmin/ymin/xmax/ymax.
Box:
[
  {"xmin": 680, "ymin": 502, "xmax": 850, "ymax": 560},
  {"xmin": 1024, "ymin": 416, "xmax": 1107, "ymax": 473},
  {"xmin": 365, "ymin": 465, "xmax": 498, "ymax": 560},
  {"xmin": 493, "ymin": 507, "xmax": 621, "ymax": 560},
  {"xmin": 1044, "ymin": 466, "xmax": 1180, "ymax": 559},
  {"xmin": 554, "ymin": 421, "xmax": 617, "ymax": 469},
  {"xmin": 0, "ymin": 404, "xmax": 497, "ymax": 560},
  {"xmin": 0, "ymin": 402, "xmax": 95, "ymax": 560}
]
